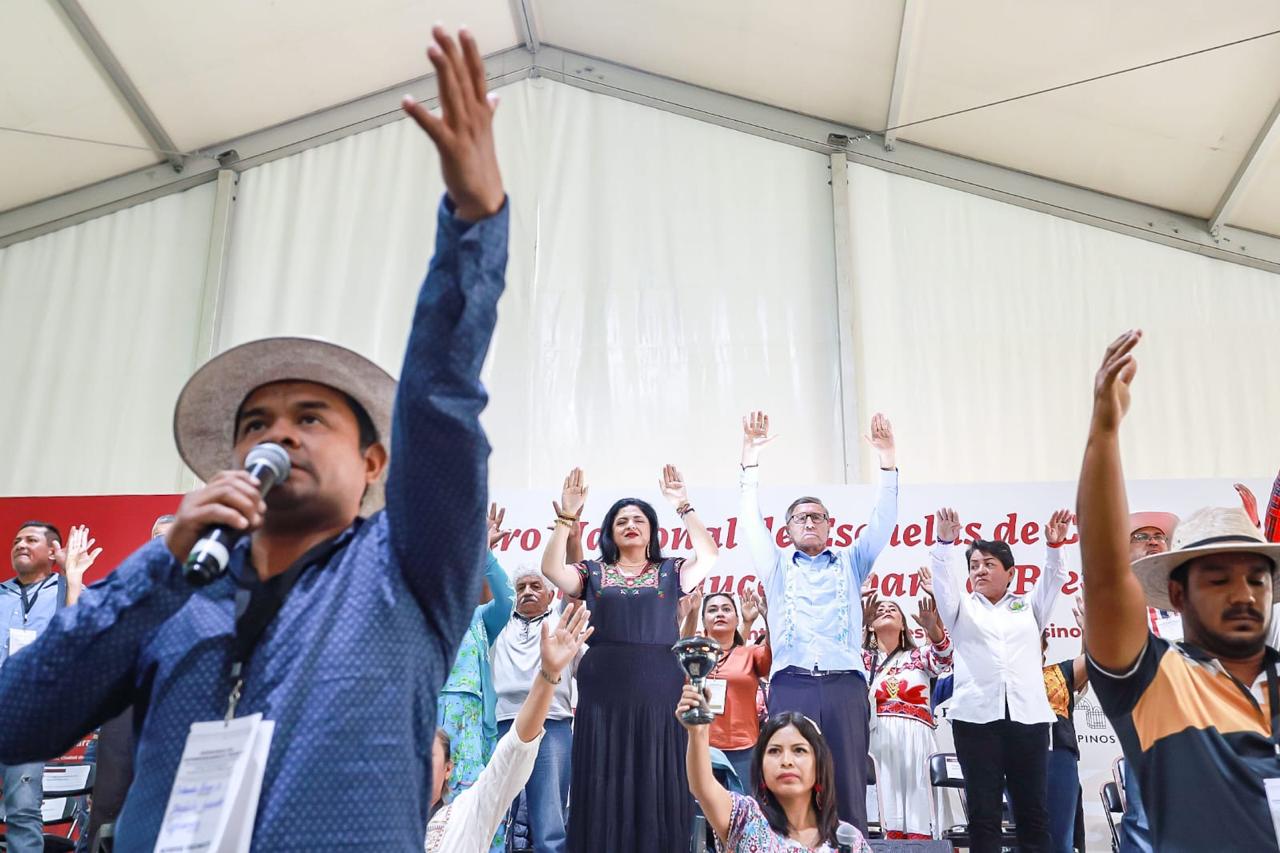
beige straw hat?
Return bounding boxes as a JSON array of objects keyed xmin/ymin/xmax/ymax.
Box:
[{"xmin": 173, "ymin": 337, "xmax": 396, "ymax": 514}]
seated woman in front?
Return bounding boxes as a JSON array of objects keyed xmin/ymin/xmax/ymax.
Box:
[{"xmin": 677, "ymin": 686, "xmax": 872, "ymax": 852}]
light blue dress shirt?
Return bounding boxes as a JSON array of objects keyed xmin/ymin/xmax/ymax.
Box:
[
  {"xmin": 738, "ymin": 467, "xmax": 899, "ymax": 677},
  {"xmin": 0, "ymin": 574, "xmax": 62, "ymax": 668}
]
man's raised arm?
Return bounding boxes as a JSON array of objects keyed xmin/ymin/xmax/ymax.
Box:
[
  {"xmin": 386, "ymin": 27, "xmax": 507, "ymax": 651},
  {"xmin": 1078, "ymin": 330, "xmax": 1150, "ymax": 672}
]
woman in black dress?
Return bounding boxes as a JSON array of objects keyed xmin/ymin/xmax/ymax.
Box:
[{"xmin": 541, "ymin": 465, "xmax": 719, "ymax": 852}]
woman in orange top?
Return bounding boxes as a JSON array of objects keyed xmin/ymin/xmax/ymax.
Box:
[{"xmin": 694, "ymin": 587, "xmax": 772, "ymax": 788}]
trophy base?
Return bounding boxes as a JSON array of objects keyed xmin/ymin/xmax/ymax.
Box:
[{"xmin": 680, "ymin": 708, "xmax": 715, "ymax": 726}]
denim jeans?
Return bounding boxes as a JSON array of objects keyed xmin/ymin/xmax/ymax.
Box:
[
  {"xmin": 1, "ymin": 761, "xmax": 44, "ymax": 853},
  {"xmin": 498, "ymin": 717, "xmax": 572, "ymax": 853},
  {"xmin": 1044, "ymin": 749, "xmax": 1079, "ymax": 853}
]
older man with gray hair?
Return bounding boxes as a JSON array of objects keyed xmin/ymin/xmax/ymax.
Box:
[{"xmin": 492, "ymin": 564, "xmax": 583, "ymax": 853}]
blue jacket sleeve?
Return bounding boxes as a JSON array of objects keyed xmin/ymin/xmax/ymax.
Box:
[
  {"xmin": 0, "ymin": 538, "xmax": 194, "ymax": 763},
  {"xmin": 384, "ymin": 195, "xmax": 508, "ymax": 665},
  {"xmin": 479, "ymin": 552, "xmax": 514, "ymax": 646}
]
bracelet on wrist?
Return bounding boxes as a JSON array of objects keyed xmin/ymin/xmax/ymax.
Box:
[
  {"xmin": 740, "ymin": 463, "xmax": 759, "ymax": 470},
  {"xmin": 677, "ymin": 505, "xmax": 696, "ymax": 518},
  {"xmin": 553, "ymin": 517, "xmax": 575, "ymax": 529},
  {"xmin": 538, "ymin": 667, "xmax": 562, "ymax": 685}
]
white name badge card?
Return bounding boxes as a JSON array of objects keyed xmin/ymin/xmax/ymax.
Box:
[
  {"xmin": 705, "ymin": 678, "xmax": 728, "ymax": 716},
  {"xmin": 8, "ymin": 628, "xmax": 36, "ymax": 656},
  {"xmin": 153, "ymin": 713, "xmax": 274, "ymax": 853}
]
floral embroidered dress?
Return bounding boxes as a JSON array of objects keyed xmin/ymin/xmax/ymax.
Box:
[
  {"xmin": 566, "ymin": 557, "xmax": 694, "ymax": 852},
  {"xmin": 862, "ymin": 635, "xmax": 953, "ymax": 839},
  {"xmin": 437, "ymin": 553, "xmax": 512, "ymax": 853},
  {"xmin": 716, "ymin": 792, "xmax": 872, "ymax": 852}
]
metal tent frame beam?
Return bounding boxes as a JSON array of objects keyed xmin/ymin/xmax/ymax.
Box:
[
  {"xmin": 52, "ymin": 0, "xmax": 184, "ymax": 172},
  {"xmin": 5, "ymin": 42, "xmax": 1280, "ymax": 276},
  {"xmin": 1208, "ymin": 92, "xmax": 1280, "ymax": 237},
  {"xmin": 883, "ymin": 0, "xmax": 922, "ymax": 152}
]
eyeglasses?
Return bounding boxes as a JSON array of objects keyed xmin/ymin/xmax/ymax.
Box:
[
  {"xmin": 788, "ymin": 512, "xmax": 830, "ymax": 526},
  {"xmin": 1130, "ymin": 532, "xmax": 1167, "ymax": 544}
]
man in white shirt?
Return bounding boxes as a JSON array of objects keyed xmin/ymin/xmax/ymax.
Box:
[
  {"xmin": 427, "ymin": 603, "xmax": 592, "ymax": 853},
  {"xmin": 491, "ymin": 567, "xmax": 581, "ymax": 853},
  {"xmin": 929, "ymin": 507, "xmax": 1073, "ymax": 853},
  {"xmin": 737, "ymin": 410, "xmax": 899, "ymax": 833}
]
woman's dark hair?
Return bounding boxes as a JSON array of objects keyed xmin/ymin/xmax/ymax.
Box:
[
  {"xmin": 701, "ymin": 592, "xmax": 744, "ymax": 648},
  {"xmin": 599, "ymin": 498, "xmax": 663, "ymax": 564},
  {"xmin": 964, "ymin": 539, "xmax": 1016, "ymax": 570},
  {"xmin": 749, "ymin": 712, "xmax": 839, "ymax": 845},
  {"xmin": 862, "ymin": 600, "xmax": 917, "ymax": 652}
]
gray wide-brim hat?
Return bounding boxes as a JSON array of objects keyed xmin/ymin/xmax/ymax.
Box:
[
  {"xmin": 1131, "ymin": 506, "xmax": 1280, "ymax": 610},
  {"xmin": 173, "ymin": 337, "xmax": 396, "ymax": 514}
]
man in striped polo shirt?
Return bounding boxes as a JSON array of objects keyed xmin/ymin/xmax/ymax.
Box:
[{"xmin": 1078, "ymin": 329, "xmax": 1280, "ymax": 852}]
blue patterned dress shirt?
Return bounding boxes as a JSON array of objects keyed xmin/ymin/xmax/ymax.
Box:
[{"xmin": 0, "ymin": 196, "xmax": 508, "ymax": 851}]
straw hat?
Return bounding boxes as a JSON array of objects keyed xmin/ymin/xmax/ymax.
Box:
[
  {"xmin": 1131, "ymin": 506, "xmax": 1280, "ymax": 610},
  {"xmin": 173, "ymin": 337, "xmax": 396, "ymax": 514}
]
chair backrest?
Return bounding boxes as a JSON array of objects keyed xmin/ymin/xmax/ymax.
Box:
[
  {"xmin": 1111, "ymin": 756, "xmax": 1127, "ymax": 811},
  {"xmin": 1101, "ymin": 780, "xmax": 1123, "ymax": 853},
  {"xmin": 928, "ymin": 752, "xmax": 965, "ymax": 789}
]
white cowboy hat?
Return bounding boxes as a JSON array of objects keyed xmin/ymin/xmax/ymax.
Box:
[
  {"xmin": 1131, "ymin": 506, "xmax": 1280, "ymax": 610},
  {"xmin": 173, "ymin": 337, "xmax": 396, "ymax": 514}
]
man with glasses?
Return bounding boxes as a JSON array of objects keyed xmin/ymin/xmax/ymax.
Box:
[{"xmin": 736, "ymin": 410, "xmax": 899, "ymax": 833}]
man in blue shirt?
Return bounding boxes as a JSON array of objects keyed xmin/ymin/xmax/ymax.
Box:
[
  {"xmin": 2, "ymin": 521, "xmax": 68, "ymax": 853},
  {"xmin": 737, "ymin": 409, "xmax": 899, "ymax": 833},
  {"xmin": 0, "ymin": 26, "xmax": 508, "ymax": 851}
]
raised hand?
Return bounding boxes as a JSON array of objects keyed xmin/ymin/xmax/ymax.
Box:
[
  {"xmin": 487, "ymin": 502, "xmax": 509, "ymax": 549},
  {"xmin": 915, "ymin": 564, "xmax": 934, "ymax": 596},
  {"xmin": 674, "ymin": 682, "xmax": 712, "ymax": 731},
  {"xmin": 401, "ymin": 27, "xmax": 504, "ymax": 222},
  {"xmin": 1236, "ymin": 483, "xmax": 1262, "ymax": 528},
  {"xmin": 61, "ymin": 525, "xmax": 102, "ymax": 585},
  {"xmin": 741, "ymin": 411, "xmax": 778, "ymax": 466},
  {"xmin": 560, "ymin": 468, "xmax": 589, "ymax": 518},
  {"xmin": 1091, "ymin": 330, "xmax": 1141, "ymax": 434},
  {"xmin": 862, "ymin": 413, "xmax": 896, "ymax": 469},
  {"xmin": 1046, "ymin": 509, "xmax": 1074, "ymax": 546},
  {"xmin": 935, "ymin": 507, "xmax": 962, "ymax": 543},
  {"xmin": 739, "ymin": 587, "xmax": 761, "ymax": 628},
  {"xmin": 659, "ymin": 464, "xmax": 689, "ymax": 509},
  {"xmin": 912, "ymin": 596, "xmax": 944, "ymax": 642},
  {"xmin": 541, "ymin": 601, "xmax": 593, "ymax": 677},
  {"xmin": 862, "ymin": 591, "xmax": 881, "ymax": 628},
  {"xmin": 166, "ymin": 471, "xmax": 267, "ymax": 563},
  {"xmin": 677, "ymin": 587, "xmax": 704, "ymax": 638}
]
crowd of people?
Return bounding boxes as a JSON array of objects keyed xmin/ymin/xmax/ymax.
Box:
[{"xmin": 2, "ymin": 25, "xmax": 1280, "ymax": 853}]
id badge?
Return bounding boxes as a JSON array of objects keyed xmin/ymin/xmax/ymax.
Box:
[
  {"xmin": 705, "ymin": 678, "xmax": 728, "ymax": 715},
  {"xmin": 1264, "ymin": 777, "xmax": 1280, "ymax": 846},
  {"xmin": 7, "ymin": 628, "xmax": 36, "ymax": 656},
  {"xmin": 154, "ymin": 713, "xmax": 275, "ymax": 853}
]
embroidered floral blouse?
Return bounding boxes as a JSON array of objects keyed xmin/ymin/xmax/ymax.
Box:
[{"xmin": 861, "ymin": 634, "xmax": 953, "ymax": 728}]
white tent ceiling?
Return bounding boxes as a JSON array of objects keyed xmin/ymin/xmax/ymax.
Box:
[{"xmin": 5, "ymin": 0, "xmax": 1280, "ymax": 267}]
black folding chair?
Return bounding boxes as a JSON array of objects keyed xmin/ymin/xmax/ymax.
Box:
[
  {"xmin": 1101, "ymin": 780, "xmax": 1124, "ymax": 853},
  {"xmin": 926, "ymin": 752, "xmax": 1018, "ymax": 849}
]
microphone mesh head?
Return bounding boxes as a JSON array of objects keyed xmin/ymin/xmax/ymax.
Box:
[
  {"xmin": 835, "ymin": 822, "xmax": 857, "ymax": 844},
  {"xmin": 246, "ymin": 442, "xmax": 291, "ymax": 481}
]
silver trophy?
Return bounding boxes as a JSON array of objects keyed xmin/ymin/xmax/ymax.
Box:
[{"xmin": 672, "ymin": 636, "xmax": 723, "ymax": 725}]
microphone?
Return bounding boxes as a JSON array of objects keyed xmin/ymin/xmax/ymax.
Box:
[
  {"xmin": 835, "ymin": 821, "xmax": 857, "ymax": 853},
  {"xmin": 183, "ymin": 443, "xmax": 291, "ymax": 586}
]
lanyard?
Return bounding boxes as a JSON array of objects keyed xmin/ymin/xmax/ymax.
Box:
[
  {"xmin": 225, "ymin": 522, "xmax": 359, "ymax": 721},
  {"xmin": 17, "ymin": 576, "xmax": 52, "ymax": 623},
  {"xmin": 869, "ymin": 647, "xmax": 902, "ymax": 687}
]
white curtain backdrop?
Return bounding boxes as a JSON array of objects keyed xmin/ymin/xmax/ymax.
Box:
[
  {"xmin": 219, "ymin": 78, "xmax": 841, "ymax": 491},
  {"xmin": 844, "ymin": 160, "xmax": 1280, "ymax": 483},
  {"xmin": 0, "ymin": 183, "xmax": 216, "ymax": 495}
]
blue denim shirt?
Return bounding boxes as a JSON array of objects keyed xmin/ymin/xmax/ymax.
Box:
[
  {"xmin": 0, "ymin": 573, "xmax": 63, "ymax": 668},
  {"xmin": 0, "ymin": 196, "xmax": 508, "ymax": 852}
]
